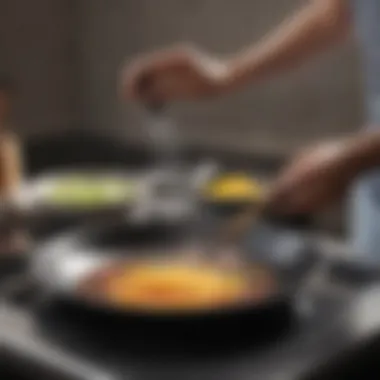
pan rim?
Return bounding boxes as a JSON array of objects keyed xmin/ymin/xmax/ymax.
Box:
[
  {"xmin": 31, "ymin": 218, "xmax": 309, "ymax": 320},
  {"xmin": 33, "ymin": 244, "xmax": 290, "ymax": 319}
]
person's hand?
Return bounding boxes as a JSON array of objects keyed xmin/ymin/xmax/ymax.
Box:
[
  {"xmin": 121, "ymin": 45, "xmax": 232, "ymax": 103},
  {"xmin": 266, "ymin": 140, "xmax": 357, "ymax": 216}
]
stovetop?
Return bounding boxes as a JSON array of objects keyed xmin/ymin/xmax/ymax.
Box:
[{"xmin": 2, "ymin": 256, "xmax": 380, "ymax": 380}]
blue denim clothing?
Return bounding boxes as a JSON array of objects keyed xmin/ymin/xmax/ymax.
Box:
[{"xmin": 349, "ymin": 0, "xmax": 380, "ymax": 261}]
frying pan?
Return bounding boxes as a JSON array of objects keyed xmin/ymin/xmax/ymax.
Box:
[{"xmin": 31, "ymin": 212, "xmax": 317, "ymax": 329}]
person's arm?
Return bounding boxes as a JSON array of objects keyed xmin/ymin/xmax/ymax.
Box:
[
  {"xmin": 122, "ymin": 0, "xmax": 351, "ymax": 101},
  {"xmin": 345, "ymin": 132, "xmax": 380, "ymax": 174},
  {"xmin": 227, "ymin": 0, "xmax": 351, "ymax": 88},
  {"xmin": 0, "ymin": 133, "xmax": 23, "ymax": 200},
  {"xmin": 265, "ymin": 130, "xmax": 380, "ymax": 215},
  {"xmin": 0, "ymin": 134, "xmax": 29, "ymax": 253}
]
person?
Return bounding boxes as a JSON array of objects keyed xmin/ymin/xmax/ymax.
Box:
[
  {"xmin": 121, "ymin": 0, "xmax": 380, "ymax": 263},
  {"xmin": 0, "ymin": 74, "xmax": 27, "ymax": 254},
  {"xmin": 0, "ymin": 75, "xmax": 22, "ymax": 196}
]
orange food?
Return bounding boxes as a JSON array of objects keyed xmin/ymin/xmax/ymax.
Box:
[{"xmin": 80, "ymin": 260, "xmax": 276, "ymax": 312}]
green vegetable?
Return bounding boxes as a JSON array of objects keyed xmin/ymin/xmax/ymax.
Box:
[{"xmin": 47, "ymin": 177, "xmax": 135, "ymax": 208}]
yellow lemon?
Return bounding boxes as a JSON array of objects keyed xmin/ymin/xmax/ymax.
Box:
[{"xmin": 204, "ymin": 173, "xmax": 264, "ymax": 202}]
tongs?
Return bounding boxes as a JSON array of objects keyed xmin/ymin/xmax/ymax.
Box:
[{"xmin": 201, "ymin": 189, "xmax": 315, "ymax": 270}]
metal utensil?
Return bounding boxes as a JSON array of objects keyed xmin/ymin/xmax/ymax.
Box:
[
  {"xmin": 207, "ymin": 193, "xmax": 315, "ymax": 271},
  {"xmin": 219, "ymin": 198, "xmax": 267, "ymax": 246},
  {"xmin": 199, "ymin": 196, "xmax": 268, "ymax": 269},
  {"xmin": 144, "ymin": 105, "xmax": 181, "ymax": 169},
  {"xmin": 139, "ymin": 72, "xmax": 182, "ymax": 170},
  {"xmin": 137, "ymin": 84, "xmax": 199, "ymax": 224}
]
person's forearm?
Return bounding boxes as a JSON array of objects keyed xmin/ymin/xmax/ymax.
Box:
[
  {"xmin": 345, "ymin": 131, "xmax": 380, "ymax": 176},
  {"xmin": 0, "ymin": 136, "xmax": 23, "ymax": 200},
  {"xmin": 226, "ymin": 0, "xmax": 350, "ymax": 88}
]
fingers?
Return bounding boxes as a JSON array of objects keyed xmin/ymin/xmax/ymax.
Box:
[
  {"xmin": 264, "ymin": 183, "xmax": 297, "ymax": 216},
  {"xmin": 265, "ymin": 175, "xmax": 321, "ymax": 216},
  {"xmin": 264, "ymin": 149, "xmax": 319, "ymax": 215},
  {"xmin": 121, "ymin": 45, "xmax": 194, "ymax": 102},
  {"xmin": 122, "ymin": 53, "xmax": 166, "ymax": 102},
  {"xmin": 267, "ymin": 176, "xmax": 342, "ymax": 217}
]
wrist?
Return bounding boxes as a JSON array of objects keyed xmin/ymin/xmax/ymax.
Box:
[
  {"xmin": 344, "ymin": 131, "xmax": 380, "ymax": 175},
  {"xmin": 214, "ymin": 60, "xmax": 241, "ymax": 94},
  {"xmin": 222, "ymin": 54, "xmax": 260, "ymax": 91}
]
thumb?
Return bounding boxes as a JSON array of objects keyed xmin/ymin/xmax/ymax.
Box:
[
  {"xmin": 264, "ymin": 178, "xmax": 312, "ymax": 217},
  {"xmin": 261, "ymin": 182, "xmax": 291, "ymax": 216}
]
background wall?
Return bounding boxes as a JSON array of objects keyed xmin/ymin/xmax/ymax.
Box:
[
  {"xmin": 0, "ymin": 0, "xmax": 365, "ymax": 155},
  {"xmin": 0, "ymin": 0, "xmax": 78, "ymax": 136}
]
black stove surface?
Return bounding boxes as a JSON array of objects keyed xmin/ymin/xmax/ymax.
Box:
[
  {"xmin": 2, "ymin": 262, "xmax": 376, "ymax": 380},
  {"xmin": 2, "ymin": 210, "xmax": 380, "ymax": 380},
  {"xmin": 6, "ymin": 133, "xmax": 380, "ymax": 379}
]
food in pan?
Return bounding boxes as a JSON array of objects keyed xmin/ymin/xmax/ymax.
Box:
[
  {"xmin": 45, "ymin": 176, "xmax": 135, "ymax": 208},
  {"xmin": 78, "ymin": 260, "xmax": 276, "ymax": 312},
  {"xmin": 204, "ymin": 173, "xmax": 263, "ymax": 202}
]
